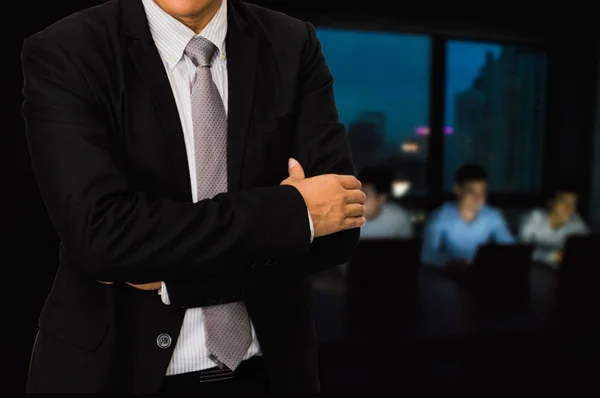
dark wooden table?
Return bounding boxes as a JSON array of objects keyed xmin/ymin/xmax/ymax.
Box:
[
  {"xmin": 310, "ymin": 264, "xmax": 568, "ymax": 387},
  {"xmin": 312, "ymin": 264, "xmax": 558, "ymax": 342}
]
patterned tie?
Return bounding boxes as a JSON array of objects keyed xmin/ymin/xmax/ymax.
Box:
[{"xmin": 185, "ymin": 36, "xmax": 252, "ymax": 371}]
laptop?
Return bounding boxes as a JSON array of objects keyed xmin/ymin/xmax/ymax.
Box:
[
  {"xmin": 556, "ymin": 233, "xmax": 599, "ymax": 316},
  {"xmin": 472, "ymin": 243, "xmax": 533, "ymax": 271},
  {"xmin": 344, "ymin": 238, "xmax": 422, "ymax": 329},
  {"xmin": 558, "ymin": 233, "xmax": 600, "ymax": 284},
  {"xmin": 346, "ymin": 238, "xmax": 422, "ymax": 290},
  {"xmin": 470, "ymin": 243, "xmax": 533, "ymax": 303}
]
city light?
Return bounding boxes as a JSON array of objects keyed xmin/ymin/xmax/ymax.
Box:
[
  {"xmin": 415, "ymin": 126, "xmax": 453, "ymax": 135},
  {"xmin": 415, "ymin": 126, "xmax": 429, "ymax": 135},
  {"xmin": 392, "ymin": 180, "xmax": 411, "ymax": 198},
  {"xmin": 401, "ymin": 142, "xmax": 420, "ymax": 152}
]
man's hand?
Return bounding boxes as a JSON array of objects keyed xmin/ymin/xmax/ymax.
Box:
[
  {"xmin": 126, "ymin": 282, "xmax": 161, "ymax": 291},
  {"xmin": 551, "ymin": 251, "xmax": 563, "ymax": 263},
  {"xmin": 281, "ymin": 158, "xmax": 366, "ymax": 238},
  {"xmin": 96, "ymin": 280, "xmax": 161, "ymax": 291}
]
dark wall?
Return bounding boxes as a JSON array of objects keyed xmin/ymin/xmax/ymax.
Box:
[
  {"xmin": 544, "ymin": 31, "xmax": 599, "ymax": 218},
  {"xmin": 590, "ymin": 45, "xmax": 600, "ymax": 232}
]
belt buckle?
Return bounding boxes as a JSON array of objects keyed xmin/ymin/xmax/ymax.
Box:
[{"xmin": 199, "ymin": 367, "xmax": 235, "ymax": 383}]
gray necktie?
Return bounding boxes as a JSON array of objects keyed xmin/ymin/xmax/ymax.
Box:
[{"xmin": 185, "ymin": 36, "xmax": 252, "ymax": 371}]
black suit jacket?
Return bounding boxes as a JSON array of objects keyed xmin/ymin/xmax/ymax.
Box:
[{"xmin": 22, "ymin": 0, "xmax": 359, "ymax": 393}]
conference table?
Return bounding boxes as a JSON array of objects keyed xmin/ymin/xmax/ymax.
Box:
[
  {"xmin": 312, "ymin": 263, "xmax": 558, "ymax": 341},
  {"xmin": 310, "ymin": 263, "xmax": 566, "ymax": 387}
]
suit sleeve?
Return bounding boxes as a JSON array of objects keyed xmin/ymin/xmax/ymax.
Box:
[
  {"xmin": 163, "ymin": 22, "xmax": 360, "ymax": 308},
  {"xmin": 21, "ymin": 35, "xmax": 311, "ymax": 284},
  {"xmin": 289, "ymin": 22, "xmax": 361, "ymax": 272}
]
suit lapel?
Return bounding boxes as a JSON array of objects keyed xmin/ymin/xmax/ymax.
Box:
[
  {"xmin": 123, "ymin": 0, "xmax": 192, "ymax": 202},
  {"xmin": 122, "ymin": 0, "xmax": 258, "ymax": 198},
  {"xmin": 226, "ymin": 1, "xmax": 258, "ymax": 193}
]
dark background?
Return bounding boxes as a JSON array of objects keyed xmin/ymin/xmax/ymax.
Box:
[{"xmin": 5, "ymin": 0, "xmax": 599, "ymax": 391}]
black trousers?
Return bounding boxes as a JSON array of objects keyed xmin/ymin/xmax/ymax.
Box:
[{"xmin": 159, "ymin": 356, "xmax": 268, "ymax": 394}]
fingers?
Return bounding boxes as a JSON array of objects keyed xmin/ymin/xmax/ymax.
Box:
[
  {"xmin": 341, "ymin": 216, "xmax": 366, "ymax": 230},
  {"xmin": 345, "ymin": 203, "xmax": 365, "ymax": 217},
  {"xmin": 287, "ymin": 158, "xmax": 305, "ymax": 179},
  {"xmin": 126, "ymin": 282, "xmax": 161, "ymax": 291},
  {"xmin": 337, "ymin": 175, "xmax": 362, "ymax": 190},
  {"xmin": 345, "ymin": 189, "xmax": 366, "ymax": 204},
  {"xmin": 97, "ymin": 280, "xmax": 113, "ymax": 284}
]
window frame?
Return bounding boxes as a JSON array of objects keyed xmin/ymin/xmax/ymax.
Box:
[{"xmin": 304, "ymin": 15, "xmax": 558, "ymax": 212}]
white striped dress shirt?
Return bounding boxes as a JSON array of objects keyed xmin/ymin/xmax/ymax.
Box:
[{"xmin": 141, "ymin": 0, "xmax": 261, "ymax": 376}]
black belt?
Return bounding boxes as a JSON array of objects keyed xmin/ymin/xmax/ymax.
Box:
[{"xmin": 163, "ymin": 356, "xmax": 263, "ymax": 385}]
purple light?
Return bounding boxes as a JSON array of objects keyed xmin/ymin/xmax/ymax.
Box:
[
  {"xmin": 415, "ymin": 126, "xmax": 429, "ymax": 135},
  {"xmin": 414, "ymin": 126, "xmax": 453, "ymax": 135}
]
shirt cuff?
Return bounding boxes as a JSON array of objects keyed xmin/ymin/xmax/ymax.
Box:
[
  {"xmin": 307, "ymin": 207, "xmax": 314, "ymax": 243},
  {"xmin": 159, "ymin": 282, "xmax": 171, "ymax": 305}
]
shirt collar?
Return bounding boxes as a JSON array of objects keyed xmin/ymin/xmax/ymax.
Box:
[{"xmin": 141, "ymin": 0, "xmax": 228, "ymax": 70}]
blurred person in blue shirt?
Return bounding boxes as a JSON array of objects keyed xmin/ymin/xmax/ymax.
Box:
[
  {"xmin": 421, "ymin": 163, "xmax": 515, "ymax": 270},
  {"xmin": 359, "ymin": 165, "xmax": 414, "ymax": 239}
]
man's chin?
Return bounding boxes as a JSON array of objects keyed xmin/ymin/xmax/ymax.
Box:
[{"xmin": 464, "ymin": 204, "xmax": 482, "ymax": 213}]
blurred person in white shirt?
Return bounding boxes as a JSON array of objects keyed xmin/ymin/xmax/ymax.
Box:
[
  {"xmin": 520, "ymin": 183, "xmax": 589, "ymax": 268},
  {"xmin": 359, "ymin": 165, "xmax": 414, "ymax": 240}
]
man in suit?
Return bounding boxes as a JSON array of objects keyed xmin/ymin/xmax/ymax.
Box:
[{"xmin": 22, "ymin": 0, "xmax": 364, "ymax": 393}]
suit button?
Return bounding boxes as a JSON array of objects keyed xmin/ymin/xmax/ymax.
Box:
[{"xmin": 156, "ymin": 333, "xmax": 172, "ymax": 349}]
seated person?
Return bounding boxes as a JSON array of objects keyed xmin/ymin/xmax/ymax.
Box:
[
  {"xmin": 519, "ymin": 184, "xmax": 589, "ymax": 268},
  {"xmin": 359, "ymin": 165, "xmax": 414, "ymax": 239},
  {"xmin": 421, "ymin": 163, "xmax": 515, "ymax": 271}
]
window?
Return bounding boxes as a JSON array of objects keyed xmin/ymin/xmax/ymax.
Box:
[
  {"xmin": 316, "ymin": 28, "xmax": 431, "ymax": 194},
  {"xmin": 443, "ymin": 40, "xmax": 547, "ymax": 193}
]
